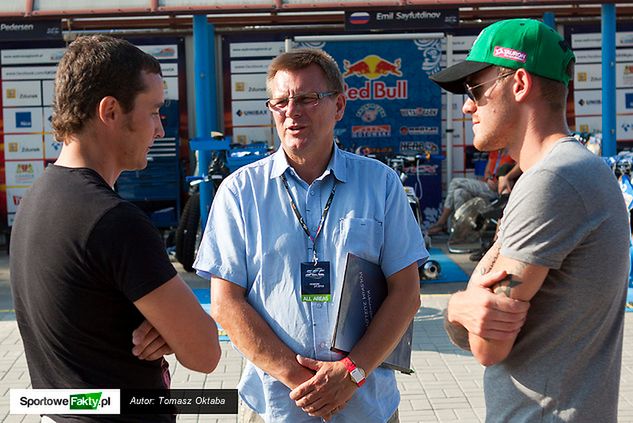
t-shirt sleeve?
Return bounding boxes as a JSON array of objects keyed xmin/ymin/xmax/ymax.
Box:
[
  {"xmin": 86, "ymin": 202, "xmax": 177, "ymax": 301},
  {"xmin": 193, "ymin": 181, "xmax": 248, "ymax": 286},
  {"xmin": 499, "ymin": 168, "xmax": 589, "ymax": 269},
  {"xmin": 380, "ymin": 169, "xmax": 428, "ymax": 277}
]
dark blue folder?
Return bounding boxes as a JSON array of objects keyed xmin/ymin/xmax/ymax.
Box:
[{"xmin": 331, "ymin": 253, "xmax": 414, "ymax": 374}]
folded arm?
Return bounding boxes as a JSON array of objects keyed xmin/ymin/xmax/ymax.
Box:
[
  {"xmin": 444, "ymin": 241, "xmax": 531, "ymax": 351},
  {"xmin": 468, "ymin": 253, "xmax": 548, "ymax": 366},
  {"xmin": 134, "ymin": 275, "xmax": 221, "ymax": 373}
]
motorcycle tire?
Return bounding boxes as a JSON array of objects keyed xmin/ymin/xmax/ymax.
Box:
[{"xmin": 175, "ymin": 192, "xmax": 200, "ymax": 272}]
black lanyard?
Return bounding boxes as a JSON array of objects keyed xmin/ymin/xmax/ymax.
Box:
[{"xmin": 280, "ymin": 173, "xmax": 337, "ymax": 264}]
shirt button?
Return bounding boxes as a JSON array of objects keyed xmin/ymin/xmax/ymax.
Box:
[
  {"xmin": 310, "ymin": 191, "xmax": 315, "ymax": 196},
  {"xmin": 320, "ymin": 342, "xmax": 327, "ymax": 349}
]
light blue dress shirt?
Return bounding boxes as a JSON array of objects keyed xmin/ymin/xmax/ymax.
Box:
[{"xmin": 194, "ymin": 144, "xmax": 428, "ymax": 422}]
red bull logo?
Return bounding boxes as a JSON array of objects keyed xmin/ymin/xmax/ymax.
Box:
[
  {"xmin": 343, "ymin": 55, "xmax": 402, "ymax": 80},
  {"xmin": 345, "ymin": 80, "xmax": 408, "ymax": 101}
]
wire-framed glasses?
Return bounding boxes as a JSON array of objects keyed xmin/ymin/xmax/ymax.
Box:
[
  {"xmin": 464, "ymin": 71, "xmax": 515, "ymax": 103},
  {"xmin": 266, "ymin": 91, "xmax": 338, "ymax": 113}
]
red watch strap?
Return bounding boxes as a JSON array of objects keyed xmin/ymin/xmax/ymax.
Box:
[{"xmin": 341, "ymin": 356, "xmax": 356, "ymax": 372}]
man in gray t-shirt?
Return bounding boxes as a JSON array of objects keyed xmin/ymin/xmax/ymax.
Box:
[{"xmin": 429, "ymin": 19, "xmax": 629, "ymax": 422}]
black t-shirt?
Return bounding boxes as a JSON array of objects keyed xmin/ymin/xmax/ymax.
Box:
[{"xmin": 10, "ymin": 165, "xmax": 177, "ymax": 422}]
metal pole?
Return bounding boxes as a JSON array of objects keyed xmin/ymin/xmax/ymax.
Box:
[
  {"xmin": 542, "ymin": 12, "xmax": 555, "ymax": 29},
  {"xmin": 193, "ymin": 15, "xmax": 215, "ymax": 231},
  {"xmin": 445, "ymin": 34, "xmax": 453, "ymax": 189},
  {"xmin": 602, "ymin": 3, "xmax": 617, "ymax": 157}
]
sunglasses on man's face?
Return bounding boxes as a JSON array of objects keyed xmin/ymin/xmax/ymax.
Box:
[{"xmin": 463, "ymin": 71, "xmax": 515, "ymax": 103}]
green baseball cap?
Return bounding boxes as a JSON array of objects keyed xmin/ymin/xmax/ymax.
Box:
[{"xmin": 430, "ymin": 18, "xmax": 575, "ymax": 94}]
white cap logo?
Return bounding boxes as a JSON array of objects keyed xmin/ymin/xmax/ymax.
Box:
[{"xmin": 493, "ymin": 46, "xmax": 527, "ymax": 63}]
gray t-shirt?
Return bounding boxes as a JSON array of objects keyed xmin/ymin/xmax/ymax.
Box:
[{"xmin": 485, "ymin": 138, "xmax": 629, "ymax": 422}]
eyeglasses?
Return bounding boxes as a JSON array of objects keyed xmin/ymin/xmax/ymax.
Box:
[
  {"xmin": 265, "ymin": 91, "xmax": 338, "ymax": 113},
  {"xmin": 464, "ymin": 72, "xmax": 515, "ymax": 103}
]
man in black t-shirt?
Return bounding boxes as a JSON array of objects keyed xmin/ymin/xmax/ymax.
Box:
[{"xmin": 10, "ymin": 35, "xmax": 221, "ymax": 423}]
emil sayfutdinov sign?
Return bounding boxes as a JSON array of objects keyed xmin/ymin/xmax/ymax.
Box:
[
  {"xmin": 294, "ymin": 38, "xmax": 443, "ymax": 227},
  {"xmin": 344, "ymin": 10, "xmax": 458, "ymax": 32}
]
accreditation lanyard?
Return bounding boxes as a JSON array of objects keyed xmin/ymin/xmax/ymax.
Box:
[{"xmin": 280, "ymin": 173, "xmax": 337, "ymax": 264}]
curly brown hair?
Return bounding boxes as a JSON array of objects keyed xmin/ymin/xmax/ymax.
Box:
[{"xmin": 51, "ymin": 35, "xmax": 161, "ymax": 140}]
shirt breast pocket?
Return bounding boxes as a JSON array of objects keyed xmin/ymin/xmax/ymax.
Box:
[{"xmin": 338, "ymin": 217, "xmax": 383, "ymax": 263}]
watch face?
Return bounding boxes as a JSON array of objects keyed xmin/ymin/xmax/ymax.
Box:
[{"xmin": 350, "ymin": 367, "xmax": 365, "ymax": 383}]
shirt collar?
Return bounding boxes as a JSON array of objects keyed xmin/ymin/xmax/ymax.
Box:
[{"xmin": 270, "ymin": 143, "xmax": 347, "ymax": 183}]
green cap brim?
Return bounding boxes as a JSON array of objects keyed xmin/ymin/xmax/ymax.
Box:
[{"xmin": 429, "ymin": 60, "xmax": 492, "ymax": 94}]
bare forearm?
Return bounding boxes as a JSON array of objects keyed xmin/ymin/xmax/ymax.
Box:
[
  {"xmin": 212, "ymin": 298, "xmax": 313, "ymax": 389},
  {"xmin": 443, "ymin": 307, "xmax": 470, "ymax": 351}
]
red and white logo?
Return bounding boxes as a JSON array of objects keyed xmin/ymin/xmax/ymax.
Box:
[{"xmin": 493, "ymin": 46, "xmax": 527, "ymax": 63}]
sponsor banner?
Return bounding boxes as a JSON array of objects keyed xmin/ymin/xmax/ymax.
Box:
[
  {"xmin": 307, "ymin": 38, "xmax": 442, "ymax": 213},
  {"xmin": 43, "ymin": 107, "xmax": 53, "ymax": 132},
  {"xmin": 4, "ymin": 134, "xmax": 43, "ymax": 160},
  {"xmin": 574, "ymin": 48, "xmax": 633, "ymax": 64},
  {"xmin": 440, "ymin": 35, "xmax": 477, "ymax": 53},
  {"xmin": 6, "ymin": 187, "xmax": 27, "ymax": 214},
  {"xmin": 587, "ymin": 114, "xmax": 633, "ymax": 140},
  {"xmin": 163, "ymin": 76, "xmax": 179, "ymax": 100},
  {"xmin": 441, "ymin": 92, "xmax": 469, "ymax": 118},
  {"xmin": 5, "ymin": 160, "xmax": 44, "ymax": 186},
  {"xmin": 572, "ymin": 31, "xmax": 633, "ymax": 49},
  {"xmin": 574, "ymin": 89, "xmax": 633, "ymax": 115},
  {"xmin": 575, "ymin": 63, "xmax": 633, "ymax": 89},
  {"xmin": 232, "ymin": 126, "xmax": 273, "ymax": 145},
  {"xmin": 464, "ymin": 119, "xmax": 474, "ymax": 146},
  {"xmin": 0, "ymin": 20, "xmax": 61, "ymax": 41},
  {"xmin": 42, "ymin": 80, "xmax": 54, "ymax": 106},
  {"xmin": 231, "ymin": 100, "xmax": 271, "ymax": 126},
  {"xmin": 140, "ymin": 45, "xmax": 178, "ymax": 60},
  {"xmin": 160, "ymin": 62, "xmax": 178, "ymax": 77},
  {"xmin": 356, "ymin": 103, "xmax": 387, "ymax": 123},
  {"xmin": 3, "ymin": 107, "xmax": 44, "ymax": 133},
  {"xmin": 1, "ymin": 65, "xmax": 57, "ymax": 80},
  {"xmin": 619, "ymin": 114, "xmax": 633, "ymax": 140},
  {"xmin": 1, "ymin": 48, "xmax": 65, "ymax": 65},
  {"xmin": 351, "ymin": 124, "xmax": 391, "ymax": 138},
  {"xmin": 10, "ymin": 389, "xmax": 120, "ymax": 414},
  {"xmin": 451, "ymin": 145, "xmax": 466, "ymax": 173},
  {"xmin": 231, "ymin": 59, "xmax": 271, "ymax": 74},
  {"xmin": 441, "ymin": 120, "xmax": 465, "ymax": 143},
  {"xmin": 44, "ymin": 133, "xmax": 62, "ymax": 160},
  {"xmin": 230, "ymin": 42, "xmax": 284, "ymax": 58},
  {"xmin": 345, "ymin": 9, "xmax": 458, "ymax": 32},
  {"xmin": 231, "ymin": 73, "xmax": 267, "ymax": 100},
  {"xmin": 2, "ymin": 80, "xmax": 42, "ymax": 107}
]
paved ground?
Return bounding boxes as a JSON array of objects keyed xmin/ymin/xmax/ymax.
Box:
[{"xmin": 1, "ymin": 237, "xmax": 632, "ymax": 422}]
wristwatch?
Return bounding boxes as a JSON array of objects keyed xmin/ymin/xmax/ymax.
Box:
[{"xmin": 341, "ymin": 356, "xmax": 366, "ymax": 387}]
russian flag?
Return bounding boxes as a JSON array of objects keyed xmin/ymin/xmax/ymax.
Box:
[{"xmin": 349, "ymin": 12, "xmax": 370, "ymax": 25}]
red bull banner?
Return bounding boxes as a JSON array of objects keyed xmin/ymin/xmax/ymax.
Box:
[{"xmin": 295, "ymin": 39, "xmax": 443, "ymax": 225}]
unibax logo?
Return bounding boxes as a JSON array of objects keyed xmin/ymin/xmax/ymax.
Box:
[
  {"xmin": 493, "ymin": 46, "xmax": 527, "ymax": 63},
  {"xmin": 10, "ymin": 389, "xmax": 120, "ymax": 414}
]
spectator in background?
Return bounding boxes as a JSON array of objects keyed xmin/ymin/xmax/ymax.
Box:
[{"xmin": 428, "ymin": 149, "xmax": 515, "ymax": 235}]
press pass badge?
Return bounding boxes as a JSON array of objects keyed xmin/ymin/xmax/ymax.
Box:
[{"xmin": 301, "ymin": 261, "xmax": 331, "ymax": 302}]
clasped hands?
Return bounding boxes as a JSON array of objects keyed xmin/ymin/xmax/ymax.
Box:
[{"xmin": 289, "ymin": 355, "xmax": 357, "ymax": 421}]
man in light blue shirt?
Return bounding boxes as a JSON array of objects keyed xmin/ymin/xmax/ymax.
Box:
[{"xmin": 194, "ymin": 48, "xmax": 427, "ymax": 422}]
